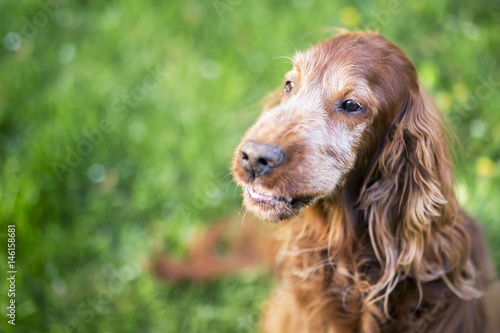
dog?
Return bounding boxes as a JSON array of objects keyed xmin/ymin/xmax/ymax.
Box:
[{"xmin": 232, "ymin": 31, "xmax": 499, "ymax": 333}]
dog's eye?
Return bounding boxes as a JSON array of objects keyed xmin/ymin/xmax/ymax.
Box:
[
  {"xmin": 284, "ymin": 81, "xmax": 294, "ymax": 93},
  {"xmin": 341, "ymin": 100, "xmax": 361, "ymax": 112}
]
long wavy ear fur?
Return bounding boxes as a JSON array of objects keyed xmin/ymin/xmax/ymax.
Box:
[{"xmin": 359, "ymin": 83, "xmax": 480, "ymax": 312}]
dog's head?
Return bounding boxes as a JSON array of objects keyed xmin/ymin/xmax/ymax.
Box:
[{"xmin": 232, "ymin": 32, "xmax": 430, "ymax": 221}]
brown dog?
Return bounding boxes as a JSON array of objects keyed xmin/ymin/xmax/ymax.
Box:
[{"xmin": 232, "ymin": 31, "xmax": 499, "ymax": 333}]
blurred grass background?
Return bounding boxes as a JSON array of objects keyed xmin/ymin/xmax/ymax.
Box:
[{"xmin": 0, "ymin": 0, "xmax": 499, "ymax": 332}]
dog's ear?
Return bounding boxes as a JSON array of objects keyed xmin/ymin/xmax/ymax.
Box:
[
  {"xmin": 360, "ymin": 84, "xmax": 479, "ymax": 308},
  {"xmin": 261, "ymin": 87, "xmax": 284, "ymax": 113}
]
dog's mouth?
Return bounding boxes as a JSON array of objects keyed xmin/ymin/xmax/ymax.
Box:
[
  {"xmin": 243, "ymin": 186, "xmax": 314, "ymax": 221},
  {"xmin": 248, "ymin": 187, "xmax": 292, "ymax": 204}
]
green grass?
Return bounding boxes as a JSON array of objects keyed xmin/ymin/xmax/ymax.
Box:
[{"xmin": 0, "ymin": 0, "xmax": 499, "ymax": 332}]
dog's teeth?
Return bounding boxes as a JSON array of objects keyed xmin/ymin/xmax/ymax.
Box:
[
  {"xmin": 248, "ymin": 188, "xmax": 276, "ymax": 201},
  {"xmin": 248, "ymin": 188, "xmax": 294, "ymax": 204}
]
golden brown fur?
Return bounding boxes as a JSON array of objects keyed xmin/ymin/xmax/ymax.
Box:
[{"xmin": 232, "ymin": 31, "xmax": 499, "ymax": 332}]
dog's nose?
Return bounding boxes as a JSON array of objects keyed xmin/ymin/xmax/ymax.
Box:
[{"xmin": 240, "ymin": 141, "xmax": 284, "ymax": 178}]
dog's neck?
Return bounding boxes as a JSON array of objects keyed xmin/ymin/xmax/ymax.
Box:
[
  {"xmin": 276, "ymin": 178, "xmax": 378, "ymax": 282},
  {"xmin": 274, "ymin": 191, "xmax": 382, "ymax": 331}
]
